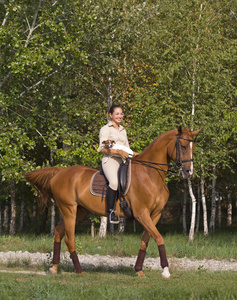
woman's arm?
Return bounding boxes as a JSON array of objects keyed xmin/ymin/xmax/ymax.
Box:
[{"xmin": 100, "ymin": 147, "xmax": 118, "ymax": 155}]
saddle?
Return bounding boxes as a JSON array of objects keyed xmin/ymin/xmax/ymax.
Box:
[{"xmin": 90, "ymin": 160, "xmax": 133, "ymax": 218}]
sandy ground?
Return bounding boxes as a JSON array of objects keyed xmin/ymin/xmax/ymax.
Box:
[{"xmin": 0, "ymin": 251, "xmax": 236, "ymax": 275}]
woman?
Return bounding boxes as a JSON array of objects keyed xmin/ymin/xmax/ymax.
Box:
[{"xmin": 97, "ymin": 104, "xmax": 138, "ymax": 223}]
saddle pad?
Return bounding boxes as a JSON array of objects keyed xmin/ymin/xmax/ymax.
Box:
[
  {"xmin": 90, "ymin": 161, "xmax": 131, "ymax": 197},
  {"xmin": 90, "ymin": 172, "xmax": 108, "ymax": 197}
]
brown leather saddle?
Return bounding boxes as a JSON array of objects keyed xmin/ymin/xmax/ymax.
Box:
[{"xmin": 90, "ymin": 160, "xmax": 133, "ymax": 218}]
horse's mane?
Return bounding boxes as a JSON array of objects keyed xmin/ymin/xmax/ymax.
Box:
[{"xmin": 141, "ymin": 129, "xmax": 178, "ymax": 154}]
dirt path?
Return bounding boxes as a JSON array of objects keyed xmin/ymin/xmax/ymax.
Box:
[{"xmin": 0, "ymin": 251, "xmax": 236, "ymax": 273}]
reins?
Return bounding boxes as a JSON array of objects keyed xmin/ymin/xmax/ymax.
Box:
[{"xmin": 129, "ymin": 134, "xmax": 194, "ymax": 176}]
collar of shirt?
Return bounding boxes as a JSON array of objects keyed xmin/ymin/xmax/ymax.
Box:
[{"xmin": 108, "ymin": 120, "xmax": 124, "ymax": 132}]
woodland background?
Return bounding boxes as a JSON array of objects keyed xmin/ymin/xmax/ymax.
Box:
[{"xmin": 0, "ymin": 0, "xmax": 236, "ymax": 237}]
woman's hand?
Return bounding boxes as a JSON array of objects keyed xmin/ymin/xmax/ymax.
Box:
[
  {"xmin": 116, "ymin": 149, "xmax": 129, "ymax": 159},
  {"xmin": 133, "ymin": 152, "xmax": 139, "ymax": 157}
]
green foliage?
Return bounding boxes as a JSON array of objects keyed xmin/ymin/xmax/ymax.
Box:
[{"xmin": 0, "ymin": 0, "xmax": 236, "ymax": 231}]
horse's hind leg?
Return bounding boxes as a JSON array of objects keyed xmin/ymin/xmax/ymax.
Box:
[
  {"xmin": 49, "ymin": 205, "xmax": 88, "ymax": 274},
  {"xmin": 135, "ymin": 210, "xmax": 170, "ymax": 278},
  {"xmin": 49, "ymin": 221, "xmax": 65, "ymax": 274}
]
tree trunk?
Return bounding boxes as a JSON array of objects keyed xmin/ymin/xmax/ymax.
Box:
[
  {"xmin": 91, "ymin": 221, "xmax": 95, "ymax": 238},
  {"xmin": 109, "ymin": 222, "xmax": 114, "ymax": 234},
  {"xmin": 235, "ymin": 199, "xmax": 237, "ymax": 222},
  {"xmin": 118, "ymin": 218, "xmax": 126, "ymax": 233},
  {"xmin": 50, "ymin": 201, "xmax": 56, "ymax": 236},
  {"xmin": 40, "ymin": 207, "xmax": 48, "ymax": 233},
  {"xmin": 201, "ymin": 167, "xmax": 208, "ymax": 235},
  {"xmin": 188, "ymin": 179, "xmax": 196, "ymax": 243},
  {"xmin": 19, "ymin": 199, "xmax": 25, "ymax": 232},
  {"xmin": 182, "ymin": 180, "xmax": 187, "ymax": 234},
  {"xmin": 9, "ymin": 180, "xmax": 16, "ymax": 235},
  {"xmin": 3, "ymin": 201, "xmax": 9, "ymax": 232},
  {"xmin": 31, "ymin": 198, "xmax": 37, "ymax": 224},
  {"xmin": 227, "ymin": 191, "xmax": 232, "ymax": 226},
  {"xmin": 195, "ymin": 182, "xmax": 200, "ymax": 233},
  {"xmin": 0, "ymin": 202, "xmax": 1, "ymax": 236},
  {"xmin": 99, "ymin": 216, "xmax": 107, "ymax": 238},
  {"xmin": 209, "ymin": 165, "xmax": 216, "ymax": 232},
  {"xmin": 218, "ymin": 194, "xmax": 222, "ymax": 228}
]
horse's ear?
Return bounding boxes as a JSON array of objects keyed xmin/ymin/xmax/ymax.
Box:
[
  {"xmin": 191, "ymin": 128, "xmax": 202, "ymax": 136},
  {"xmin": 178, "ymin": 125, "xmax": 183, "ymax": 135}
]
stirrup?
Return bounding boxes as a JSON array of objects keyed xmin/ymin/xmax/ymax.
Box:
[{"xmin": 109, "ymin": 210, "xmax": 120, "ymax": 224}]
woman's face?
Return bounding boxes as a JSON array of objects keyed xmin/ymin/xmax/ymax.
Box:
[{"xmin": 109, "ymin": 107, "xmax": 124, "ymax": 125}]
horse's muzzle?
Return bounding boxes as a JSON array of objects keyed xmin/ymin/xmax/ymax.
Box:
[{"xmin": 181, "ymin": 167, "xmax": 193, "ymax": 178}]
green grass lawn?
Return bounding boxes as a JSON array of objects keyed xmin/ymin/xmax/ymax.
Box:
[{"xmin": 0, "ymin": 268, "xmax": 236, "ymax": 300}]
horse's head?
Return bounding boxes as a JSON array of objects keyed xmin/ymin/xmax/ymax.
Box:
[{"xmin": 173, "ymin": 126, "xmax": 201, "ymax": 178}]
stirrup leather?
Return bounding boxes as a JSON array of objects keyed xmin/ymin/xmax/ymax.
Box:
[{"xmin": 109, "ymin": 210, "xmax": 120, "ymax": 224}]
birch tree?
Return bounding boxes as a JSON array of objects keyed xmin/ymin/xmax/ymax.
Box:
[{"xmin": 201, "ymin": 167, "xmax": 208, "ymax": 235}]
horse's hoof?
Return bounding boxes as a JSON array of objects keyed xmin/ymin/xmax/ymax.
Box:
[
  {"xmin": 137, "ymin": 271, "xmax": 146, "ymax": 278},
  {"xmin": 161, "ymin": 267, "xmax": 171, "ymax": 279},
  {"xmin": 49, "ymin": 267, "xmax": 58, "ymax": 275}
]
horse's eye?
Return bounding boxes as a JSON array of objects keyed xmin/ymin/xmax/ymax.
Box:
[{"xmin": 181, "ymin": 145, "xmax": 186, "ymax": 150}]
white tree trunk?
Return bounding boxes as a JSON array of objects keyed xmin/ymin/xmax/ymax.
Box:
[
  {"xmin": 201, "ymin": 167, "xmax": 208, "ymax": 235},
  {"xmin": 99, "ymin": 216, "xmax": 107, "ymax": 238},
  {"xmin": 209, "ymin": 165, "xmax": 216, "ymax": 232},
  {"xmin": 10, "ymin": 180, "xmax": 16, "ymax": 235},
  {"xmin": 227, "ymin": 192, "xmax": 232, "ymax": 226},
  {"xmin": 118, "ymin": 218, "xmax": 126, "ymax": 233},
  {"xmin": 91, "ymin": 221, "xmax": 95, "ymax": 238},
  {"xmin": 188, "ymin": 179, "xmax": 196, "ymax": 242}
]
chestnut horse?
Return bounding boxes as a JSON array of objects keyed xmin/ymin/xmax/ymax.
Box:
[{"xmin": 25, "ymin": 126, "xmax": 201, "ymax": 278}]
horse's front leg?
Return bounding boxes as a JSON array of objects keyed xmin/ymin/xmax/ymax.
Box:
[
  {"xmin": 135, "ymin": 210, "xmax": 170, "ymax": 279},
  {"xmin": 134, "ymin": 230, "xmax": 151, "ymax": 277}
]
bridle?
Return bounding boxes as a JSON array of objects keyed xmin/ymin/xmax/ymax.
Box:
[
  {"xmin": 130, "ymin": 134, "xmax": 194, "ymax": 175},
  {"xmin": 174, "ymin": 134, "xmax": 194, "ymax": 168}
]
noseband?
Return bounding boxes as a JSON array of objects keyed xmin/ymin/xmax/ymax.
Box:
[{"xmin": 174, "ymin": 134, "xmax": 194, "ymax": 168}]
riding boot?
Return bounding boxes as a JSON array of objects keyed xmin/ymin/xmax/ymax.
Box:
[{"xmin": 106, "ymin": 186, "xmax": 119, "ymax": 224}]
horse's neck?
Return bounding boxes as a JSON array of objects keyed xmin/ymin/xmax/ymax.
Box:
[{"xmin": 139, "ymin": 130, "xmax": 176, "ymax": 164}]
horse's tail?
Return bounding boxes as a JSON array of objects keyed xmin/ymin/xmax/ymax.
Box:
[{"xmin": 25, "ymin": 167, "xmax": 62, "ymax": 208}]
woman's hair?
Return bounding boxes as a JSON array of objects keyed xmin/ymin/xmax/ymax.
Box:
[{"xmin": 109, "ymin": 104, "xmax": 122, "ymax": 114}]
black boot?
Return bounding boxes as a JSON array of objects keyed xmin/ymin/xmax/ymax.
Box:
[{"xmin": 106, "ymin": 186, "xmax": 119, "ymax": 224}]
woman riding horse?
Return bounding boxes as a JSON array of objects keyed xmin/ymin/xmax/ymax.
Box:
[
  {"xmin": 98, "ymin": 104, "xmax": 138, "ymax": 223},
  {"xmin": 25, "ymin": 126, "xmax": 201, "ymax": 278}
]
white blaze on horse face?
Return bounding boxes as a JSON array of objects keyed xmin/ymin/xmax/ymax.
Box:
[{"xmin": 190, "ymin": 142, "xmax": 194, "ymax": 176}]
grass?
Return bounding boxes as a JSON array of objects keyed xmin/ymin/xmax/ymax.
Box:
[
  {"xmin": 0, "ymin": 268, "xmax": 236, "ymax": 300},
  {"xmin": 0, "ymin": 224, "xmax": 236, "ymax": 299},
  {"xmin": 0, "ymin": 225, "xmax": 236, "ymax": 260}
]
